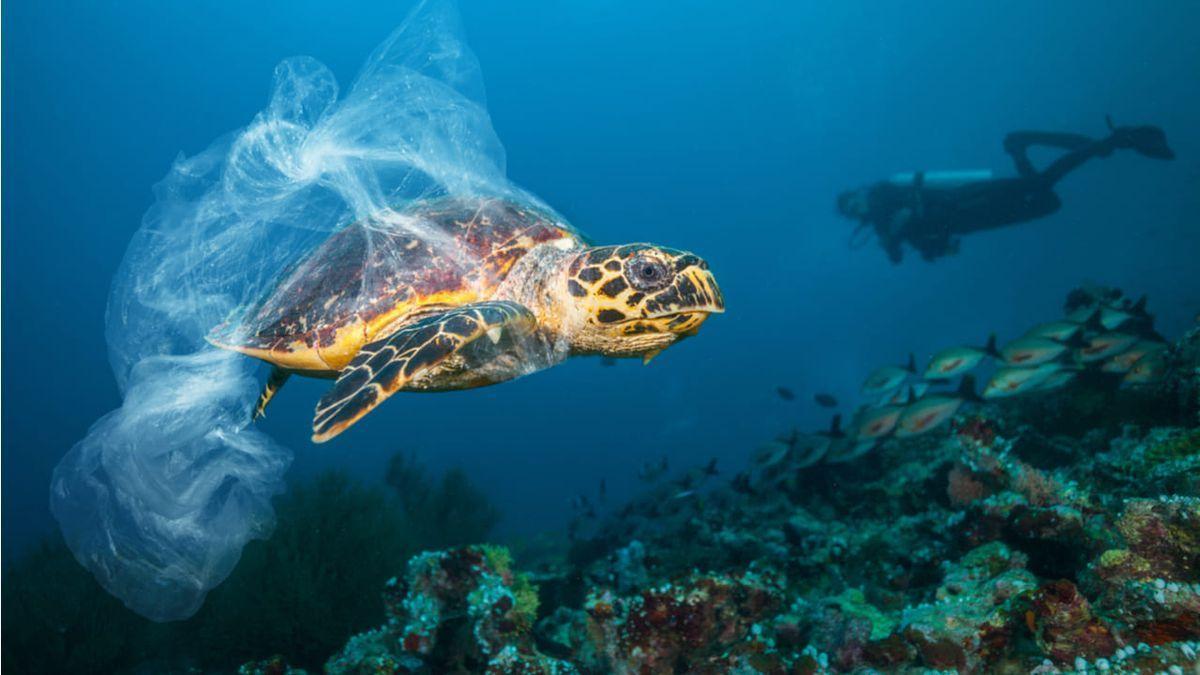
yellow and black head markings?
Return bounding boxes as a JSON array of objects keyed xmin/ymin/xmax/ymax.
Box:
[
  {"xmin": 562, "ymin": 244, "xmax": 724, "ymax": 357},
  {"xmin": 207, "ymin": 197, "xmax": 723, "ymax": 442}
]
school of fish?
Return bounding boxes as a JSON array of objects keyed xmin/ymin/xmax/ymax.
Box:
[{"xmin": 753, "ymin": 287, "xmax": 1172, "ymax": 479}]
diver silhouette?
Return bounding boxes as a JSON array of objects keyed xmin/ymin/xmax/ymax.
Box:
[{"xmin": 837, "ymin": 119, "xmax": 1175, "ymax": 264}]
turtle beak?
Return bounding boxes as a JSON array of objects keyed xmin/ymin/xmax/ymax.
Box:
[
  {"xmin": 683, "ymin": 267, "xmax": 725, "ymax": 315},
  {"xmin": 640, "ymin": 264, "xmax": 724, "ymax": 324},
  {"xmin": 652, "ymin": 267, "xmax": 723, "ymax": 337}
]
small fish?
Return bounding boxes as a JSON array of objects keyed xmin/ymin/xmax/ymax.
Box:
[
  {"xmin": 1065, "ymin": 304, "xmax": 1100, "ymax": 324},
  {"xmin": 754, "ymin": 439, "xmax": 792, "ymax": 469},
  {"xmin": 776, "ymin": 386, "xmax": 796, "ymax": 401},
  {"xmin": 923, "ymin": 335, "xmax": 998, "ymax": 380},
  {"xmin": 894, "ymin": 376, "xmax": 978, "ymax": 438},
  {"xmin": 999, "ymin": 335, "xmax": 1071, "ymax": 366},
  {"xmin": 853, "ymin": 405, "xmax": 903, "ymax": 440},
  {"xmin": 1078, "ymin": 332, "xmax": 1139, "ymax": 363},
  {"xmin": 1123, "ymin": 355, "xmax": 1168, "ymax": 385},
  {"xmin": 703, "ymin": 458, "xmax": 719, "ymax": 476},
  {"xmin": 1100, "ymin": 341, "xmax": 1166, "ymax": 374},
  {"xmin": 982, "ymin": 363, "xmax": 1062, "ymax": 399},
  {"xmin": 1035, "ymin": 369, "xmax": 1079, "ymax": 392},
  {"xmin": 814, "ymin": 393, "xmax": 838, "ymax": 408},
  {"xmin": 1098, "ymin": 306, "xmax": 1134, "ymax": 330},
  {"xmin": 637, "ymin": 456, "xmax": 669, "ymax": 482},
  {"xmin": 895, "ymin": 398, "xmax": 963, "ymax": 437},
  {"xmin": 881, "ymin": 382, "xmax": 928, "ymax": 406},
  {"xmin": 600, "ymin": 356, "xmax": 618, "ymax": 367},
  {"xmin": 823, "ymin": 438, "xmax": 876, "ymax": 464},
  {"xmin": 1025, "ymin": 320, "xmax": 1085, "ymax": 342},
  {"xmin": 861, "ymin": 354, "xmax": 916, "ymax": 395},
  {"xmin": 791, "ymin": 435, "xmax": 832, "ymax": 469}
]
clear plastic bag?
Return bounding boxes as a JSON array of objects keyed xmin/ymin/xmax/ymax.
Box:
[{"xmin": 50, "ymin": 0, "xmax": 515, "ymax": 621}]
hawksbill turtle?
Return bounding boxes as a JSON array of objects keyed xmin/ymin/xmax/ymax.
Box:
[{"xmin": 209, "ymin": 197, "xmax": 724, "ymax": 442}]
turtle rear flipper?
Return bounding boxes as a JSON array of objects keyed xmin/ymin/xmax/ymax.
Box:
[
  {"xmin": 253, "ymin": 367, "xmax": 292, "ymax": 421},
  {"xmin": 311, "ymin": 301, "xmax": 538, "ymax": 443}
]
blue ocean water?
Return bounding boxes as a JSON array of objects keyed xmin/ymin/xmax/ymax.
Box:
[{"xmin": 3, "ymin": 0, "xmax": 1198, "ymax": 575}]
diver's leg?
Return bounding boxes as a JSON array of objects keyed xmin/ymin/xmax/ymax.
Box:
[
  {"xmin": 1003, "ymin": 131, "xmax": 1094, "ymax": 177},
  {"xmin": 1039, "ymin": 137, "xmax": 1117, "ymax": 186}
]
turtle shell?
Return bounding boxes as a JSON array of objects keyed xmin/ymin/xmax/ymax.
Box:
[{"xmin": 211, "ymin": 197, "xmax": 581, "ymax": 371}]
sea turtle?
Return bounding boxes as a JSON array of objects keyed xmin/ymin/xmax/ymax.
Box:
[{"xmin": 208, "ymin": 197, "xmax": 724, "ymax": 442}]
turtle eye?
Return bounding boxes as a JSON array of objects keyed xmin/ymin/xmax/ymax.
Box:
[{"xmin": 626, "ymin": 256, "xmax": 671, "ymax": 292}]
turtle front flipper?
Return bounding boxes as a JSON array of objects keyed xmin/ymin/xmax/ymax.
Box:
[{"xmin": 311, "ymin": 301, "xmax": 539, "ymax": 443}]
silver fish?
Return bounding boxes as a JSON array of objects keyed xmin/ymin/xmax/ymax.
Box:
[
  {"xmin": 753, "ymin": 439, "xmax": 792, "ymax": 470},
  {"xmin": 861, "ymin": 354, "xmax": 916, "ymax": 395},
  {"xmin": 880, "ymin": 382, "xmax": 928, "ymax": 406},
  {"xmin": 854, "ymin": 405, "xmax": 903, "ymax": 440},
  {"xmin": 1123, "ymin": 355, "xmax": 1168, "ymax": 385},
  {"xmin": 1065, "ymin": 305, "xmax": 1099, "ymax": 324},
  {"xmin": 894, "ymin": 376, "xmax": 978, "ymax": 437},
  {"xmin": 1035, "ymin": 369, "xmax": 1079, "ymax": 392},
  {"xmin": 982, "ymin": 363, "xmax": 1061, "ymax": 399},
  {"xmin": 1099, "ymin": 306, "xmax": 1133, "ymax": 330},
  {"xmin": 894, "ymin": 396, "xmax": 965, "ymax": 437},
  {"xmin": 1078, "ymin": 333, "xmax": 1139, "ymax": 363},
  {"xmin": 791, "ymin": 435, "xmax": 832, "ymax": 469},
  {"xmin": 823, "ymin": 437, "xmax": 877, "ymax": 464},
  {"xmin": 923, "ymin": 335, "xmax": 998, "ymax": 380},
  {"xmin": 1025, "ymin": 320, "xmax": 1084, "ymax": 342},
  {"xmin": 1100, "ymin": 341, "xmax": 1166, "ymax": 373},
  {"xmin": 999, "ymin": 336, "xmax": 1069, "ymax": 366}
]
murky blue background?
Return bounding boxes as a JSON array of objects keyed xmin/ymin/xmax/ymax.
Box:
[{"xmin": 4, "ymin": 1, "xmax": 1198, "ymax": 560}]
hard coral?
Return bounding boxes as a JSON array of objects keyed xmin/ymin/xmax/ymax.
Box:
[
  {"xmin": 1028, "ymin": 579, "xmax": 1118, "ymax": 664},
  {"xmin": 1115, "ymin": 497, "xmax": 1200, "ymax": 582},
  {"xmin": 899, "ymin": 543, "xmax": 1037, "ymax": 674},
  {"xmin": 581, "ymin": 571, "xmax": 784, "ymax": 673},
  {"xmin": 326, "ymin": 546, "xmax": 569, "ymax": 674},
  {"xmin": 1098, "ymin": 580, "xmax": 1200, "ymax": 645},
  {"xmin": 955, "ymin": 415, "xmax": 999, "ymax": 449},
  {"xmin": 947, "ymin": 463, "xmax": 992, "ymax": 506}
]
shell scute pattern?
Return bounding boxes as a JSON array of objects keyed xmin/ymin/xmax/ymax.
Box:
[{"xmin": 214, "ymin": 198, "xmax": 577, "ymax": 371}]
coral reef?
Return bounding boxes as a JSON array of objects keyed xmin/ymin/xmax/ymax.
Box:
[
  {"xmin": 8, "ymin": 299, "xmax": 1199, "ymax": 673},
  {"xmin": 323, "ymin": 545, "xmax": 572, "ymax": 674},
  {"xmin": 295, "ymin": 319, "xmax": 1200, "ymax": 673},
  {"xmin": 314, "ymin": 317, "xmax": 1195, "ymax": 667}
]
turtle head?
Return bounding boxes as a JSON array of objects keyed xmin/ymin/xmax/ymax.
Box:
[{"xmin": 561, "ymin": 244, "xmax": 724, "ymax": 360}]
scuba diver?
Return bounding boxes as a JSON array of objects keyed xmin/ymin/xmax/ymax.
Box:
[{"xmin": 837, "ymin": 119, "xmax": 1175, "ymax": 264}]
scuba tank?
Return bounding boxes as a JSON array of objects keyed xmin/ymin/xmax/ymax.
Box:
[{"xmin": 888, "ymin": 170, "xmax": 994, "ymax": 189}]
